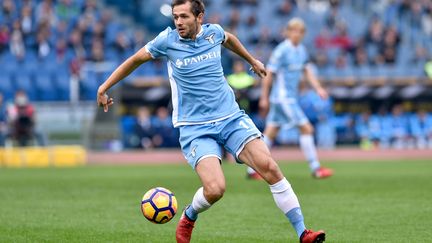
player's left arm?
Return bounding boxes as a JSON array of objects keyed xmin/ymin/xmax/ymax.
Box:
[
  {"xmin": 304, "ymin": 64, "xmax": 328, "ymax": 99},
  {"xmin": 223, "ymin": 31, "xmax": 266, "ymax": 78}
]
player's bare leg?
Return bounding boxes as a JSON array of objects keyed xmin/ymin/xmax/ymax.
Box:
[
  {"xmin": 298, "ymin": 123, "xmax": 333, "ymax": 179},
  {"xmin": 246, "ymin": 125, "xmax": 280, "ymax": 180},
  {"xmin": 176, "ymin": 157, "xmax": 225, "ymax": 243},
  {"xmin": 239, "ymin": 138, "xmax": 325, "ymax": 242}
]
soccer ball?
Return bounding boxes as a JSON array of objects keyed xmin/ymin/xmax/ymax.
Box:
[{"xmin": 141, "ymin": 187, "xmax": 178, "ymax": 224}]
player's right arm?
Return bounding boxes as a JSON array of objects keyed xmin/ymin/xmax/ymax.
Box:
[
  {"xmin": 97, "ymin": 48, "xmax": 153, "ymax": 112},
  {"xmin": 97, "ymin": 28, "xmax": 169, "ymax": 112}
]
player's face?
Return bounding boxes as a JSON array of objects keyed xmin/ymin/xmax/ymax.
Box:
[
  {"xmin": 288, "ymin": 26, "xmax": 305, "ymax": 45},
  {"xmin": 172, "ymin": 2, "xmax": 203, "ymax": 39}
]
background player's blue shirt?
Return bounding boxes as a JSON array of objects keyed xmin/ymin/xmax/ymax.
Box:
[
  {"xmin": 145, "ymin": 24, "xmax": 239, "ymax": 127},
  {"xmin": 267, "ymin": 39, "xmax": 309, "ymax": 103}
]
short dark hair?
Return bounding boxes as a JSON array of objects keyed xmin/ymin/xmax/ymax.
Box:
[{"xmin": 171, "ymin": 0, "xmax": 205, "ymax": 17}]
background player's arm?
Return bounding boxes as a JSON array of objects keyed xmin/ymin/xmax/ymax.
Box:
[
  {"xmin": 258, "ymin": 70, "xmax": 274, "ymax": 116},
  {"xmin": 97, "ymin": 47, "xmax": 153, "ymax": 112},
  {"xmin": 304, "ymin": 65, "xmax": 328, "ymax": 99},
  {"xmin": 223, "ymin": 31, "xmax": 266, "ymax": 78}
]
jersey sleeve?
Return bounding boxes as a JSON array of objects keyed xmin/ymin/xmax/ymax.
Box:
[
  {"xmin": 267, "ymin": 46, "xmax": 283, "ymax": 73},
  {"xmin": 303, "ymin": 47, "xmax": 312, "ymax": 69},
  {"xmin": 145, "ymin": 27, "xmax": 170, "ymax": 58},
  {"xmin": 212, "ymin": 24, "xmax": 227, "ymax": 44}
]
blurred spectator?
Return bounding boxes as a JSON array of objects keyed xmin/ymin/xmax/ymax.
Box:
[
  {"xmin": 35, "ymin": 0, "xmax": 58, "ymax": 27},
  {"xmin": 55, "ymin": 0, "xmax": 80, "ymax": 21},
  {"xmin": 134, "ymin": 106, "xmax": 157, "ymax": 149},
  {"xmin": 20, "ymin": 5, "xmax": 34, "ymax": 37},
  {"xmin": 377, "ymin": 26, "xmax": 400, "ymax": 64},
  {"xmin": 314, "ymin": 27, "xmax": 332, "ymax": 49},
  {"xmin": 132, "ymin": 29, "xmax": 146, "ymax": 52},
  {"xmin": 68, "ymin": 29, "xmax": 86, "ymax": 58},
  {"xmin": 1, "ymin": 0, "xmax": 16, "ymax": 23},
  {"xmin": 277, "ymin": 0, "xmax": 295, "ymax": 16},
  {"xmin": 355, "ymin": 111, "xmax": 382, "ymax": 150},
  {"xmin": 389, "ymin": 105, "xmax": 409, "ymax": 149},
  {"xmin": 207, "ymin": 13, "xmax": 222, "ymax": 24},
  {"xmin": 0, "ymin": 93, "xmax": 7, "ymax": 146},
  {"xmin": 92, "ymin": 21, "xmax": 106, "ymax": 41},
  {"xmin": 55, "ymin": 38, "xmax": 68, "ymax": 62},
  {"xmin": 334, "ymin": 52, "xmax": 348, "ymax": 69},
  {"xmin": 332, "ymin": 23, "xmax": 352, "ymax": 51},
  {"xmin": 245, "ymin": 14, "xmax": 257, "ymax": 27},
  {"xmin": 228, "ymin": 0, "xmax": 258, "ymax": 7},
  {"xmin": 353, "ymin": 47, "xmax": 369, "ymax": 66},
  {"xmin": 0, "ymin": 25, "xmax": 10, "ymax": 54},
  {"xmin": 364, "ymin": 18, "xmax": 384, "ymax": 47},
  {"xmin": 88, "ymin": 39, "xmax": 105, "ymax": 62},
  {"xmin": 6, "ymin": 90, "xmax": 45, "ymax": 146},
  {"xmin": 426, "ymin": 60, "xmax": 432, "ymax": 78},
  {"xmin": 227, "ymin": 60, "xmax": 257, "ymax": 113},
  {"xmin": 34, "ymin": 30, "xmax": 52, "ymax": 59},
  {"xmin": 411, "ymin": 44, "xmax": 429, "ymax": 64},
  {"xmin": 336, "ymin": 114, "xmax": 358, "ymax": 145},
  {"xmin": 10, "ymin": 21, "xmax": 25, "ymax": 60},
  {"xmin": 112, "ymin": 32, "xmax": 131, "ymax": 59},
  {"xmin": 325, "ymin": 7, "xmax": 342, "ymax": 29},
  {"xmin": 299, "ymin": 83, "xmax": 336, "ymax": 149},
  {"xmin": 249, "ymin": 27, "xmax": 279, "ymax": 47},
  {"xmin": 227, "ymin": 9, "xmax": 241, "ymax": 30},
  {"xmin": 313, "ymin": 51, "xmax": 329, "ymax": 68},
  {"xmin": 152, "ymin": 107, "xmax": 179, "ymax": 148},
  {"xmin": 409, "ymin": 110, "xmax": 432, "ymax": 149}
]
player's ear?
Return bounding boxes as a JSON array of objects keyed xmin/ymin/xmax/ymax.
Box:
[{"xmin": 197, "ymin": 12, "xmax": 204, "ymax": 24}]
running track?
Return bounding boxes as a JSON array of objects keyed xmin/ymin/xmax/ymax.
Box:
[{"xmin": 88, "ymin": 147, "xmax": 432, "ymax": 165}]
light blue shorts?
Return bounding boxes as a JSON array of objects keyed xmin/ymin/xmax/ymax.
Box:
[
  {"xmin": 179, "ymin": 111, "xmax": 262, "ymax": 169},
  {"xmin": 267, "ymin": 102, "xmax": 309, "ymax": 128}
]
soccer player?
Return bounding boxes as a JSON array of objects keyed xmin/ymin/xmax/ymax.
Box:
[
  {"xmin": 97, "ymin": 1, "xmax": 326, "ymax": 242},
  {"xmin": 251, "ymin": 18, "xmax": 333, "ymax": 179}
]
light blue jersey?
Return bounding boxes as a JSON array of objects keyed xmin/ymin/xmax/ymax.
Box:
[
  {"xmin": 145, "ymin": 23, "xmax": 239, "ymax": 127},
  {"xmin": 267, "ymin": 39, "xmax": 309, "ymax": 103}
]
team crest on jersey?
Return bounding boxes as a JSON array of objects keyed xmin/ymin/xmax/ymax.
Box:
[{"xmin": 205, "ymin": 33, "xmax": 215, "ymax": 44}]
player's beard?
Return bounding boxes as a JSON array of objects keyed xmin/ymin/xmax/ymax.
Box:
[{"xmin": 181, "ymin": 20, "xmax": 200, "ymax": 39}]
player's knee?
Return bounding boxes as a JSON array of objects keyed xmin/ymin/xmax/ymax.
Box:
[
  {"xmin": 204, "ymin": 182, "xmax": 225, "ymax": 202},
  {"xmin": 300, "ymin": 123, "xmax": 314, "ymax": 134},
  {"xmin": 260, "ymin": 158, "xmax": 284, "ymax": 183}
]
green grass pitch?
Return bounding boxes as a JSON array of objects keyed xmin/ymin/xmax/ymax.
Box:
[{"xmin": 0, "ymin": 160, "xmax": 431, "ymax": 242}]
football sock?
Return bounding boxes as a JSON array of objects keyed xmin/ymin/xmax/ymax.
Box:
[
  {"xmin": 263, "ymin": 135, "xmax": 273, "ymax": 148},
  {"xmin": 270, "ymin": 177, "xmax": 306, "ymax": 238},
  {"xmin": 299, "ymin": 134, "xmax": 321, "ymax": 172},
  {"xmin": 185, "ymin": 187, "xmax": 211, "ymax": 221},
  {"xmin": 247, "ymin": 166, "xmax": 256, "ymax": 174}
]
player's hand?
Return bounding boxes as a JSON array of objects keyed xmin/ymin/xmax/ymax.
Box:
[
  {"xmin": 250, "ymin": 59, "xmax": 267, "ymax": 78},
  {"xmin": 316, "ymin": 87, "xmax": 328, "ymax": 100},
  {"xmin": 258, "ymin": 97, "xmax": 270, "ymax": 117},
  {"xmin": 97, "ymin": 90, "xmax": 114, "ymax": 112}
]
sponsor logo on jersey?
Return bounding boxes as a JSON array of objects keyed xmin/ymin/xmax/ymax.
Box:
[{"xmin": 175, "ymin": 51, "xmax": 221, "ymax": 68}]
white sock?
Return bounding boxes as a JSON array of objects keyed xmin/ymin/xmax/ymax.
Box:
[
  {"xmin": 270, "ymin": 178, "xmax": 306, "ymax": 238},
  {"xmin": 191, "ymin": 187, "xmax": 211, "ymax": 213},
  {"xmin": 269, "ymin": 177, "xmax": 300, "ymax": 213},
  {"xmin": 185, "ymin": 187, "xmax": 211, "ymax": 221},
  {"xmin": 263, "ymin": 135, "xmax": 273, "ymax": 148},
  {"xmin": 247, "ymin": 166, "xmax": 256, "ymax": 174},
  {"xmin": 299, "ymin": 134, "xmax": 321, "ymax": 172}
]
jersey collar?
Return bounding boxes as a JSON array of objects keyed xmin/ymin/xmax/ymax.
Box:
[{"xmin": 285, "ymin": 39, "xmax": 300, "ymax": 49}]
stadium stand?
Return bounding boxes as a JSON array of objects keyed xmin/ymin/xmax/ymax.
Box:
[{"xmin": 0, "ymin": 0, "xmax": 431, "ymax": 149}]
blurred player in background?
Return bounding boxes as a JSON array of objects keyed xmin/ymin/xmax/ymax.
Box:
[
  {"xmin": 251, "ymin": 18, "xmax": 333, "ymax": 179},
  {"xmin": 97, "ymin": 1, "xmax": 326, "ymax": 242}
]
